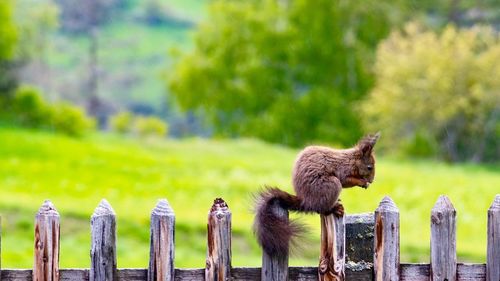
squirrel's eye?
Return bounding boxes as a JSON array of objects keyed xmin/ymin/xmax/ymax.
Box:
[{"xmin": 367, "ymin": 165, "xmax": 373, "ymax": 171}]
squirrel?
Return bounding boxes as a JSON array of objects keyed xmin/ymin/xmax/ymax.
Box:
[{"xmin": 253, "ymin": 132, "xmax": 380, "ymax": 257}]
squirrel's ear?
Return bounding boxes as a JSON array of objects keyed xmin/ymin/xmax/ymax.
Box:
[{"xmin": 358, "ymin": 132, "xmax": 380, "ymax": 155}]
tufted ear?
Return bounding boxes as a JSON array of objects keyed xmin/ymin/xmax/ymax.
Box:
[{"xmin": 357, "ymin": 132, "xmax": 380, "ymax": 156}]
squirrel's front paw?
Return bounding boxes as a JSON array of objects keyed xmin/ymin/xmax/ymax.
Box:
[{"xmin": 360, "ymin": 180, "xmax": 371, "ymax": 189}]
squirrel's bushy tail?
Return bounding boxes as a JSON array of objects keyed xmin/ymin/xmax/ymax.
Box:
[{"xmin": 253, "ymin": 186, "xmax": 305, "ymax": 257}]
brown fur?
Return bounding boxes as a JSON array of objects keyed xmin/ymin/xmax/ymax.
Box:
[{"xmin": 254, "ymin": 133, "xmax": 380, "ymax": 256}]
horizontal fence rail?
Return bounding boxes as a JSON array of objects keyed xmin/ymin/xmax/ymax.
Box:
[
  {"xmin": 0, "ymin": 195, "xmax": 498, "ymax": 281},
  {"xmin": 0, "ymin": 264, "xmax": 491, "ymax": 281}
]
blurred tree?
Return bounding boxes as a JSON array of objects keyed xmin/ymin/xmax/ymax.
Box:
[
  {"xmin": 14, "ymin": 0, "xmax": 59, "ymax": 60},
  {"xmin": 0, "ymin": 0, "xmax": 18, "ymax": 96},
  {"xmin": 362, "ymin": 23, "xmax": 500, "ymax": 162},
  {"xmin": 56, "ymin": 0, "xmax": 119, "ymax": 124},
  {"xmin": 168, "ymin": 0, "xmax": 404, "ymax": 146},
  {"xmin": 56, "ymin": 0, "xmax": 117, "ymax": 33},
  {"xmin": 14, "ymin": 0, "xmax": 59, "ymax": 97}
]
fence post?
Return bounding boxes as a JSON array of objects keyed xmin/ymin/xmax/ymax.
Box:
[
  {"xmin": 319, "ymin": 211, "xmax": 345, "ymax": 281},
  {"xmin": 148, "ymin": 199, "xmax": 175, "ymax": 281},
  {"xmin": 374, "ymin": 196, "xmax": 400, "ymax": 281},
  {"xmin": 430, "ymin": 195, "xmax": 456, "ymax": 281},
  {"xmin": 1, "ymin": 215, "xmax": 2, "ymax": 281},
  {"xmin": 261, "ymin": 199, "xmax": 289, "ymax": 281},
  {"xmin": 33, "ymin": 200, "xmax": 60, "ymax": 281},
  {"xmin": 90, "ymin": 199, "xmax": 117, "ymax": 281},
  {"xmin": 487, "ymin": 195, "xmax": 500, "ymax": 281},
  {"xmin": 205, "ymin": 198, "xmax": 232, "ymax": 281}
]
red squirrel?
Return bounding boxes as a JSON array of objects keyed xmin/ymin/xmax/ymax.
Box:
[{"xmin": 253, "ymin": 133, "xmax": 380, "ymax": 257}]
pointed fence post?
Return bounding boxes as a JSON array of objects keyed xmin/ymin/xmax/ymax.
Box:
[
  {"xmin": 261, "ymin": 199, "xmax": 289, "ymax": 281},
  {"xmin": 374, "ymin": 196, "xmax": 400, "ymax": 281},
  {"xmin": 90, "ymin": 199, "xmax": 117, "ymax": 281},
  {"xmin": 205, "ymin": 198, "xmax": 232, "ymax": 281},
  {"xmin": 33, "ymin": 200, "xmax": 60, "ymax": 281},
  {"xmin": 487, "ymin": 195, "xmax": 500, "ymax": 281},
  {"xmin": 430, "ymin": 195, "xmax": 456, "ymax": 281},
  {"xmin": 148, "ymin": 199, "xmax": 175, "ymax": 281},
  {"xmin": 319, "ymin": 211, "xmax": 345, "ymax": 281}
]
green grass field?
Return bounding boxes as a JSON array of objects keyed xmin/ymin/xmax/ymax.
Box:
[{"xmin": 0, "ymin": 127, "xmax": 499, "ymax": 268}]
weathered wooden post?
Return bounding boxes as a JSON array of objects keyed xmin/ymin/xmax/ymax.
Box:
[
  {"xmin": 319, "ymin": 210, "xmax": 345, "ymax": 281},
  {"xmin": 148, "ymin": 199, "xmax": 175, "ymax": 281},
  {"xmin": 430, "ymin": 195, "xmax": 456, "ymax": 281},
  {"xmin": 90, "ymin": 199, "xmax": 117, "ymax": 281},
  {"xmin": 261, "ymin": 199, "xmax": 289, "ymax": 281},
  {"xmin": 374, "ymin": 196, "xmax": 400, "ymax": 281},
  {"xmin": 33, "ymin": 200, "xmax": 60, "ymax": 281},
  {"xmin": 205, "ymin": 198, "xmax": 232, "ymax": 281},
  {"xmin": 1, "ymin": 215, "xmax": 2, "ymax": 281},
  {"xmin": 487, "ymin": 194, "xmax": 500, "ymax": 281}
]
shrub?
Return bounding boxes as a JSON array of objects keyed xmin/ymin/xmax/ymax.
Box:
[
  {"xmin": 134, "ymin": 116, "xmax": 168, "ymax": 137},
  {"xmin": 49, "ymin": 102, "xmax": 95, "ymax": 137},
  {"xmin": 4, "ymin": 85, "xmax": 95, "ymax": 137},
  {"xmin": 400, "ymin": 130, "xmax": 438, "ymax": 158},
  {"xmin": 110, "ymin": 112, "xmax": 169, "ymax": 138},
  {"xmin": 11, "ymin": 86, "xmax": 51, "ymax": 127},
  {"xmin": 110, "ymin": 111, "xmax": 133, "ymax": 134},
  {"xmin": 362, "ymin": 23, "xmax": 500, "ymax": 162}
]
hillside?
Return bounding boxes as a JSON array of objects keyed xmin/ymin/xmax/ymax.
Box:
[
  {"xmin": 18, "ymin": 0, "xmax": 208, "ymax": 125},
  {"xmin": 0, "ymin": 127, "xmax": 499, "ymax": 268}
]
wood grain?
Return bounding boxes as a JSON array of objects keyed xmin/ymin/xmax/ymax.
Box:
[
  {"xmin": 205, "ymin": 198, "xmax": 231, "ymax": 281},
  {"xmin": 430, "ymin": 195, "xmax": 457, "ymax": 281},
  {"xmin": 319, "ymin": 212, "xmax": 345, "ymax": 281},
  {"xmin": 0, "ymin": 216, "xmax": 2, "ymax": 281},
  {"xmin": 90, "ymin": 199, "xmax": 117, "ymax": 281},
  {"xmin": 0, "ymin": 264, "xmax": 489, "ymax": 281},
  {"xmin": 33, "ymin": 200, "xmax": 60, "ymax": 281},
  {"xmin": 487, "ymin": 195, "xmax": 500, "ymax": 281},
  {"xmin": 374, "ymin": 196, "xmax": 399, "ymax": 281},
  {"xmin": 148, "ymin": 199, "xmax": 175, "ymax": 281}
]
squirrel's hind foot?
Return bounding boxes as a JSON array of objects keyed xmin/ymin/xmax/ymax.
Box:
[{"xmin": 323, "ymin": 201, "xmax": 344, "ymax": 217}]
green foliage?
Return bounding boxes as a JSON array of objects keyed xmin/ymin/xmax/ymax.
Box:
[
  {"xmin": 169, "ymin": 0, "xmax": 403, "ymax": 146},
  {"xmin": 13, "ymin": 0, "xmax": 59, "ymax": 60},
  {"xmin": 12, "ymin": 86, "xmax": 52, "ymax": 127},
  {"xmin": 0, "ymin": 0, "xmax": 17, "ymax": 60},
  {"xmin": 5, "ymin": 85, "xmax": 95, "ymax": 137},
  {"xmin": 0, "ymin": 0, "xmax": 18, "ymax": 96},
  {"xmin": 110, "ymin": 111, "xmax": 134, "ymax": 134},
  {"xmin": 362, "ymin": 23, "xmax": 500, "ymax": 162},
  {"xmin": 400, "ymin": 130, "xmax": 438, "ymax": 158},
  {"xmin": 0, "ymin": 127, "xmax": 499, "ymax": 267},
  {"xmin": 110, "ymin": 111, "xmax": 169, "ymax": 137},
  {"xmin": 49, "ymin": 102, "xmax": 96, "ymax": 137},
  {"xmin": 134, "ymin": 115, "xmax": 168, "ymax": 137}
]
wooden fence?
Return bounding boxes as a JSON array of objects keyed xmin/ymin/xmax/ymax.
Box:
[{"xmin": 0, "ymin": 195, "xmax": 499, "ymax": 281}]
